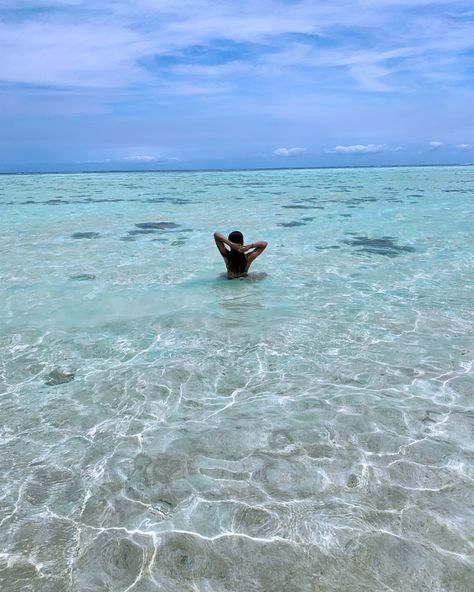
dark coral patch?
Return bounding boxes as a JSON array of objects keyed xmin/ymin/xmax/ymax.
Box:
[
  {"xmin": 69, "ymin": 273, "xmax": 96, "ymax": 281},
  {"xmin": 170, "ymin": 199, "xmax": 191, "ymax": 205},
  {"xmin": 128, "ymin": 229, "xmax": 157, "ymax": 236},
  {"xmin": 277, "ymin": 221, "xmax": 306, "ymax": 227},
  {"xmin": 45, "ymin": 369, "xmax": 75, "ymax": 386},
  {"xmin": 343, "ymin": 235, "xmax": 415, "ymax": 257},
  {"xmin": 71, "ymin": 232, "xmax": 100, "ymax": 239},
  {"xmin": 135, "ymin": 222, "xmax": 180, "ymax": 230}
]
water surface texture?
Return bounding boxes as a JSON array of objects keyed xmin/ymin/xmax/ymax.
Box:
[{"xmin": 1, "ymin": 167, "xmax": 473, "ymax": 591}]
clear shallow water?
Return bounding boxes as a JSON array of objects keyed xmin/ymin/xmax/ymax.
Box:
[{"xmin": 0, "ymin": 166, "xmax": 473, "ymax": 591}]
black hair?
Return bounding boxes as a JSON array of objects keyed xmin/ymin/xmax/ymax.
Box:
[
  {"xmin": 228, "ymin": 230, "xmax": 243, "ymax": 244},
  {"xmin": 225, "ymin": 230, "xmax": 247, "ymax": 273}
]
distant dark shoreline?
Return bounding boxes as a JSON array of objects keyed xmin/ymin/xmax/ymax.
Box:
[{"xmin": 0, "ymin": 163, "xmax": 472, "ymax": 176}]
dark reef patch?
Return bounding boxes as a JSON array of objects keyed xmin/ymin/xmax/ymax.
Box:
[
  {"xmin": 128, "ymin": 229, "xmax": 157, "ymax": 236},
  {"xmin": 71, "ymin": 232, "xmax": 100, "ymax": 239},
  {"xmin": 45, "ymin": 369, "xmax": 75, "ymax": 386},
  {"xmin": 83, "ymin": 198, "xmax": 129, "ymax": 203},
  {"xmin": 277, "ymin": 221, "xmax": 306, "ymax": 227},
  {"xmin": 69, "ymin": 273, "xmax": 96, "ymax": 281},
  {"xmin": 346, "ymin": 197, "xmax": 378, "ymax": 206},
  {"xmin": 125, "ymin": 221, "xmax": 184, "ymax": 239},
  {"xmin": 143, "ymin": 198, "xmax": 191, "ymax": 204},
  {"xmin": 135, "ymin": 222, "xmax": 180, "ymax": 230},
  {"xmin": 170, "ymin": 198, "xmax": 192, "ymax": 205},
  {"xmin": 281, "ymin": 205, "xmax": 314, "ymax": 210},
  {"xmin": 343, "ymin": 235, "xmax": 415, "ymax": 257}
]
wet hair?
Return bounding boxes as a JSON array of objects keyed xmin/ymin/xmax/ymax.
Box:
[{"xmin": 225, "ymin": 230, "xmax": 247, "ymax": 273}]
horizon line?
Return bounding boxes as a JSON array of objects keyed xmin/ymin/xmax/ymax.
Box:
[{"xmin": 1, "ymin": 162, "xmax": 473, "ymax": 176}]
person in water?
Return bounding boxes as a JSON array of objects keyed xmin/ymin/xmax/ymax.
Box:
[{"xmin": 214, "ymin": 230, "xmax": 268, "ymax": 279}]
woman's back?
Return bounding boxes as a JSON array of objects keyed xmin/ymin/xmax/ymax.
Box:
[{"xmin": 213, "ymin": 230, "xmax": 268, "ymax": 279}]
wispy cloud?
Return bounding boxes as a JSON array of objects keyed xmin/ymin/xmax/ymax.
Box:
[
  {"xmin": 1, "ymin": 1, "xmax": 474, "ymax": 94},
  {"xmin": 84, "ymin": 155, "xmax": 179, "ymax": 163},
  {"xmin": 326, "ymin": 144, "xmax": 389, "ymax": 155},
  {"xmin": 456, "ymin": 143, "xmax": 473, "ymax": 150},
  {"xmin": 273, "ymin": 147, "xmax": 306, "ymax": 156},
  {"xmin": 428, "ymin": 141, "xmax": 444, "ymax": 150},
  {"xmin": 122, "ymin": 155, "xmax": 155, "ymax": 162}
]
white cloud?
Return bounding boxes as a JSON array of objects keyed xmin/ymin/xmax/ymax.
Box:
[
  {"xmin": 273, "ymin": 147, "xmax": 306, "ymax": 156},
  {"xmin": 327, "ymin": 144, "xmax": 388, "ymax": 154},
  {"xmin": 122, "ymin": 155, "xmax": 157, "ymax": 162},
  {"xmin": 85, "ymin": 155, "xmax": 179, "ymax": 163},
  {"xmin": 456, "ymin": 143, "xmax": 473, "ymax": 150},
  {"xmin": 428, "ymin": 141, "xmax": 444, "ymax": 150},
  {"xmin": 119, "ymin": 155, "xmax": 179, "ymax": 164}
]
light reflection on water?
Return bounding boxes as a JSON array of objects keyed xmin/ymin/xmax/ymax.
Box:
[{"xmin": 0, "ymin": 167, "xmax": 473, "ymax": 591}]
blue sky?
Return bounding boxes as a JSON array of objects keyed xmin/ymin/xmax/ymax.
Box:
[{"xmin": 1, "ymin": 0, "xmax": 474, "ymax": 171}]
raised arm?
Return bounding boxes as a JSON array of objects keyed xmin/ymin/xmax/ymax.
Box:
[
  {"xmin": 242, "ymin": 240, "xmax": 268, "ymax": 264},
  {"xmin": 213, "ymin": 231, "xmax": 242, "ymax": 255}
]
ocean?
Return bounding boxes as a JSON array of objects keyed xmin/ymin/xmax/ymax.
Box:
[{"xmin": 1, "ymin": 166, "xmax": 473, "ymax": 591}]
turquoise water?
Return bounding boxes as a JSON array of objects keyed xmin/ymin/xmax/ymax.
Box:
[{"xmin": 1, "ymin": 166, "xmax": 473, "ymax": 591}]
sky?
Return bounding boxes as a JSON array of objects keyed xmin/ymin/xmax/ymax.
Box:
[{"xmin": 1, "ymin": 0, "xmax": 474, "ymax": 172}]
